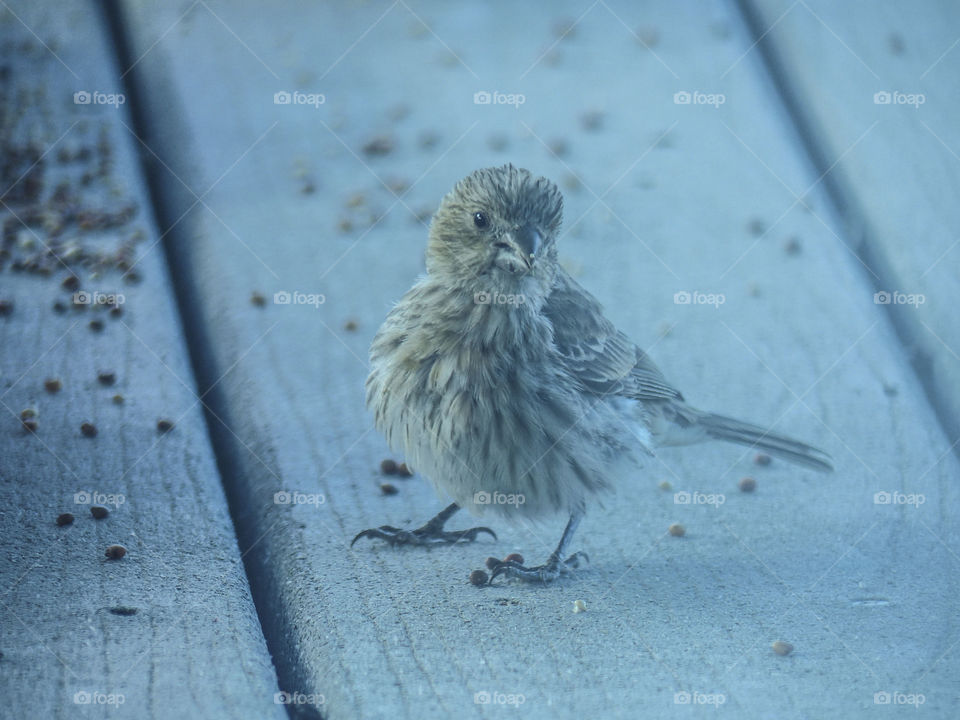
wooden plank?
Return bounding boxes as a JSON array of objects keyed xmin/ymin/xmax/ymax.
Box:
[
  {"xmin": 117, "ymin": 1, "xmax": 959, "ymax": 717},
  {"xmin": 741, "ymin": 0, "xmax": 960, "ymax": 445},
  {"xmin": 0, "ymin": 3, "xmax": 285, "ymax": 717}
]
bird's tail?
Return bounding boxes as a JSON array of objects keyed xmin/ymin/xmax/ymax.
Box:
[{"xmin": 697, "ymin": 412, "xmax": 833, "ymax": 472}]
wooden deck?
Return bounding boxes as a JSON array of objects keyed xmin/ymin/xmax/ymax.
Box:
[{"xmin": 1, "ymin": 1, "xmax": 957, "ymax": 718}]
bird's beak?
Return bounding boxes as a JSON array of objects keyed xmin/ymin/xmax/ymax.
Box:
[{"xmin": 505, "ymin": 225, "xmax": 541, "ymax": 268}]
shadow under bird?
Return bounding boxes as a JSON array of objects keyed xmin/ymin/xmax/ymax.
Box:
[{"xmin": 353, "ymin": 164, "xmax": 832, "ymax": 584}]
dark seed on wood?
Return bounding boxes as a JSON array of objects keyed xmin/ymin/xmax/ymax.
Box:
[
  {"xmin": 380, "ymin": 459, "xmax": 398, "ymax": 475},
  {"xmin": 105, "ymin": 544, "xmax": 127, "ymax": 560},
  {"xmin": 469, "ymin": 569, "xmax": 488, "ymax": 586}
]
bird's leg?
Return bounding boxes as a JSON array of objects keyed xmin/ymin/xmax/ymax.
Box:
[
  {"xmin": 488, "ymin": 511, "xmax": 588, "ymax": 584},
  {"xmin": 351, "ymin": 503, "xmax": 497, "ymax": 548}
]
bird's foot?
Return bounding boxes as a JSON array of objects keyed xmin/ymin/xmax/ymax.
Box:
[
  {"xmin": 351, "ymin": 522, "xmax": 496, "ymax": 548},
  {"xmin": 488, "ymin": 550, "xmax": 589, "ymax": 584}
]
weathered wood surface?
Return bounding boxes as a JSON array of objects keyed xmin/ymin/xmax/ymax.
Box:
[
  {"xmin": 0, "ymin": 3, "xmax": 285, "ymax": 718},
  {"xmin": 3, "ymin": 0, "xmax": 955, "ymax": 717},
  {"xmin": 743, "ymin": 0, "xmax": 960, "ymax": 445}
]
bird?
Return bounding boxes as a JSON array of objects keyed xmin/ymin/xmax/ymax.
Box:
[{"xmin": 352, "ymin": 163, "xmax": 832, "ymax": 584}]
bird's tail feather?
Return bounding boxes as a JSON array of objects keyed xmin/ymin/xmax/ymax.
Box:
[{"xmin": 698, "ymin": 412, "xmax": 833, "ymax": 472}]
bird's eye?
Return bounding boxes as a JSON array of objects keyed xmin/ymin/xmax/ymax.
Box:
[{"xmin": 473, "ymin": 212, "xmax": 489, "ymax": 229}]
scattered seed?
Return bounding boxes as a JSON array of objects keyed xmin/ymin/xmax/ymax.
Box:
[
  {"xmin": 362, "ymin": 135, "xmax": 394, "ymax": 156},
  {"xmin": 487, "ymin": 134, "xmax": 509, "ymax": 152},
  {"xmin": 418, "ymin": 130, "xmax": 440, "ymax": 150},
  {"xmin": 108, "ymin": 606, "xmax": 138, "ymax": 616},
  {"xmin": 386, "ymin": 178, "xmax": 409, "ymax": 194},
  {"xmin": 61, "ymin": 274, "xmax": 79, "ymax": 291},
  {"xmin": 379, "ymin": 482, "xmax": 398, "ymax": 495},
  {"xmin": 888, "ymin": 33, "xmax": 905, "ymax": 56},
  {"xmin": 469, "ymin": 569, "xmax": 488, "ymax": 586},
  {"xmin": 547, "ymin": 138, "xmax": 569, "ymax": 157},
  {"xmin": 20, "ymin": 408, "xmax": 36, "ymax": 420},
  {"xmin": 772, "ymin": 640, "xmax": 794, "ymax": 656},
  {"xmin": 635, "ymin": 25, "xmax": 660, "ymax": 47},
  {"xmin": 396, "ymin": 463, "xmax": 413, "ymax": 478},
  {"xmin": 336, "ymin": 218, "xmax": 353, "ymax": 234},
  {"xmin": 747, "ymin": 218, "xmax": 766, "ymax": 236},
  {"xmin": 80, "ymin": 422, "xmax": 97, "ymax": 438},
  {"xmin": 380, "ymin": 458, "xmax": 398, "ymax": 475},
  {"xmin": 156, "ymin": 418, "xmax": 174, "ymax": 433},
  {"xmin": 668, "ymin": 523, "xmax": 685, "ymax": 537},
  {"xmin": 343, "ymin": 319, "xmax": 358, "ymax": 331},
  {"xmin": 754, "ymin": 453, "xmax": 772, "ymax": 466},
  {"xmin": 112, "ymin": 393, "xmax": 124, "ymax": 405},
  {"xmin": 56, "ymin": 512, "xmax": 74, "ymax": 526},
  {"xmin": 580, "ymin": 110, "xmax": 604, "ymax": 132},
  {"xmin": 250, "ymin": 291, "xmax": 266, "ymax": 307},
  {"xmin": 97, "ymin": 371, "xmax": 116, "ymax": 386},
  {"xmin": 573, "ymin": 599, "xmax": 587, "ymax": 613},
  {"xmin": 0, "ymin": 299, "xmax": 13, "ymax": 315},
  {"xmin": 44, "ymin": 378, "xmax": 61, "ymax": 393},
  {"xmin": 109, "ymin": 305, "xmax": 123, "ymax": 318},
  {"xmin": 504, "ymin": 553, "xmax": 524, "ymax": 565},
  {"xmin": 784, "ymin": 236, "xmax": 802, "ymax": 255},
  {"xmin": 346, "ymin": 192, "xmax": 366, "ymax": 208},
  {"xmin": 738, "ymin": 477, "xmax": 757, "ymax": 493},
  {"xmin": 485, "ymin": 556, "xmax": 500, "ymax": 570},
  {"xmin": 553, "ymin": 17, "xmax": 577, "ymax": 39},
  {"xmin": 88, "ymin": 318, "xmax": 104, "ymax": 332},
  {"xmin": 658, "ymin": 480, "xmax": 672, "ymax": 491},
  {"xmin": 562, "ymin": 173, "xmax": 582, "ymax": 192},
  {"xmin": 300, "ymin": 180, "xmax": 315, "ymax": 194},
  {"xmin": 105, "ymin": 544, "xmax": 127, "ymax": 560},
  {"xmin": 21, "ymin": 419, "xmax": 38, "ymax": 433},
  {"xmin": 90, "ymin": 505, "xmax": 109, "ymax": 519},
  {"xmin": 52, "ymin": 300, "xmax": 67, "ymax": 314}
]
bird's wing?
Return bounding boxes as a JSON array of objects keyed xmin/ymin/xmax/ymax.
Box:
[{"xmin": 543, "ymin": 269, "xmax": 683, "ymax": 402}]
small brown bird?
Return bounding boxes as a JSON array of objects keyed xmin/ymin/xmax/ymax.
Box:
[{"xmin": 353, "ymin": 164, "xmax": 832, "ymax": 583}]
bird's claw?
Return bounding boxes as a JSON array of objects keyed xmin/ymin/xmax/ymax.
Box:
[
  {"xmin": 488, "ymin": 551, "xmax": 589, "ymax": 584},
  {"xmin": 351, "ymin": 524, "xmax": 497, "ymax": 548}
]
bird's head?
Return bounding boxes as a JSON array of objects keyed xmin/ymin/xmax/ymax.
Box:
[{"xmin": 426, "ymin": 164, "xmax": 563, "ymax": 304}]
